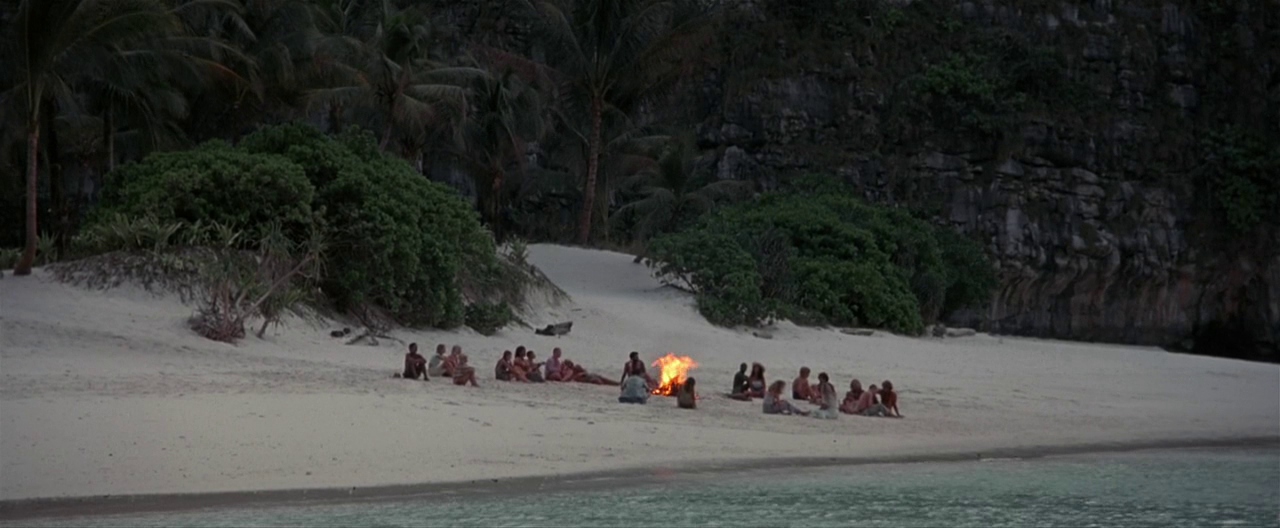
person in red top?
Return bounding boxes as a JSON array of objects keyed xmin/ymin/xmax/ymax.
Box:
[
  {"xmin": 402, "ymin": 343, "xmax": 428, "ymax": 380},
  {"xmin": 880, "ymin": 380, "xmax": 902, "ymax": 418}
]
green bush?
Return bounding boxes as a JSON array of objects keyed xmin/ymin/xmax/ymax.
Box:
[
  {"xmin": 0, "ymin": 247, "xmax": 18, "ymax": 270},
  {"xmin": 87, "ymin": 124, "xmax": 499, "ymax": 328},
  {"xmin": 1198, "ymin": 127, "xmax": 1280, "ymax": 235},
  {"xmin": 648, "ymin": 230, "xmax": 768, "ymax": 326},
  {"xmin": 97, "ymin": 141, "xmax": 316, "ymax": 239},
  {"xmin": 464, "ymin": 301, "xmax": 515, "ymax": 336},
  {"xmin": 647, "ymin": 180, "xmax": 997, "ymax": 334}
]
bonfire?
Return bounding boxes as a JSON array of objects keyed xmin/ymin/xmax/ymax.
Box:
[{"xmin": 650, "ymin": 353, "xmax": 698, "ymax": 396}]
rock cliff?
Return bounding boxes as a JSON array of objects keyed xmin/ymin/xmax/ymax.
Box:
[
  {"xmin": 676, "ymin": 0, "xmax": 1279, "ymax": 359},
  {"xmin": 447, "ymin": 0, "xmax": 1279, "ymax": 359}
]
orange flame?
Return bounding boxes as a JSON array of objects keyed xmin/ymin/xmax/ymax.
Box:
[{"xmin": 650, "ymin": 353, "xmax": 698, "ymax": 396}]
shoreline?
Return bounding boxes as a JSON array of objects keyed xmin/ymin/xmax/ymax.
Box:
[{"xmin": 3, "ymin": 435, "xmax": 1276, "ymax": 522}]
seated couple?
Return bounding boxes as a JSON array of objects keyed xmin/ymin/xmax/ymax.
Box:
[
  {"xmin": 495, "ymin": 346, "xmax": 546, "ymax": 382},
  {"xmin": 730, "ymin": 362, "xmax": 767, "ymax": 400},
  {"xmin": 403, "ymin": 344, "xmax": 477, "ymax": 386},
  {"xmin": 839, "ymin": 379, "xmax": 901, "ymax": 418},
  {"xmin": 619, "ymin": 376, "xmax": 696, "ymax": 409},
  {"xmin": 760, "ymin": 373, "xmax": 840, "ymax": 419}
]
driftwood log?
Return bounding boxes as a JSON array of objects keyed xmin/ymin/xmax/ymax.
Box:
[{"xmin": 535, "ymin": 321, "xmax": 573, "ymax": 336}]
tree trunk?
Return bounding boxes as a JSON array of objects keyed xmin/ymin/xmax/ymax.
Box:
[
  {"xmin": 43, "ymin": 101, "xmax": 67, "ymax": 257},
  {"xmin": 104, "ymin": 102, "xmax": 115, "ymax": 173},
  {"xmin": 13, "ymin": 124, "xmax": 40, "ymax": 276},
  {"xmin": 576, "ymin": 97, "xmax": 603, "ymax": 245}
]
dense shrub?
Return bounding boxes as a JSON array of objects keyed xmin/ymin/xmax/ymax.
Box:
[
  {"xmin": 647, "ymin": 180, "xmax": 996, "ymax": 334},
  {"xmin": 464, "ymin": 301, "xmax": 516, "ymax": 336},
  {"xmin": 88, "ymin": 124, "xmax": 498, "ymax": 328},
  {"xmin": 1197, "ymin": 127, "xmax": 1280, "ymax": 235},
  {"xmin": 648, "ymin": 231, "xmax": 768, "ymax": 326},
  {"xmin": 97, "ymin": 141, "xmax": 316, "ymax": 238}
]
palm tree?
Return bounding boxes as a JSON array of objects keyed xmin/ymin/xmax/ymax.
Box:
[
  {"xmin": 6, "ymin": 0, "xmax": 182, "ymax": 275},
  {"xmin": 515, "ymin": 0, "xmax": 718, "ymax": 244},
  {"xmin": 309, "ymin": 3, "xmax": 484, "ymax": 155},
  {"xmin": 175, "ymin": 0, "xmax": 318, "ymax": 142},
  {"xmin": 458, "ymin": 69, "xmax": 545, "ymax": 240},
  {"xmin": 612, "ymin": 134, "xmax": 754, "ymax": 244}
]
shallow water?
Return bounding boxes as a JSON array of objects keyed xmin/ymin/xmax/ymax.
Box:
[{"xmin": 9, "ymin": 448, "xmax": 1280, "ymax": 528}]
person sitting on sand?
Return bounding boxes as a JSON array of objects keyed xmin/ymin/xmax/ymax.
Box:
[
  {"xmin": 568, "ymin": 362, "xmax": 620, "ymax": 386},
  {"xmin": 763, "ymin": 380, "xmax": 808, "ymax": 416},
  {"xmin": 853, "ymin": 384, "xmax": 891, "ymax": 417},
  {"xmin": 729, "ymin": 363, "xmax": 751, "ymax": 400},
  {"xmin": 840, "ymin": 379, "xmax": 864, "ymax": 415},
  {"xmin": 812, "ymin": 372, "xmax": 838, "ymax": 420},
  {"xmin": 792, "ymin": 367, "xmax": 815, "ymax": 402},
  {"xmin": 620, "ymin": 351, "xmax": 653, "ymax": 387},
  {"xmin": 618, "ymin": 373, "xmax": 650, "ymax": 404},
  {"xmin": 442, "ymin": 345, "xmax": 463, "ymax": 377},
  {"xmin": 746, "ymin": 363, "xmax": 767, "ymax": 399},
  {"xmin": 402, "ymin": 343, "xmax": 428, "ymax": 380},
  {"xmin": 545, "ymin": 348, "xmax": 565, "ymax": 381},
  {"xmin": 526, "ymin": 351, "xmax": 546, "ymax": 382},
  {"xmin": 496, "ymin": 351, "xmax": 515, "ymax": 381},
  {"xmin": 880, "ymin": 380, "xmax": 902, "ymax": 418},
  {"xmin": 427, "ymin": 344, "xmax": 448, "ymax": 377},
  {"xmin": 676, "ymin": 378, "xmax": 697, "ymax": 409},
  {"xmin": 513, "ymin": 349, "xmax": 532, "ymax": 381},
  {"xmin": 453, "ymin": 354, "xmax": 479, "ymax": 387}
]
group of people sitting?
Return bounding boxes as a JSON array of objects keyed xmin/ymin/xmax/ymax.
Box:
[
  {"xmin": 616, "ymin": 351, "xmax": 697, "ymax": 409},
  {"xmin": 400, "ymin": 345, "xmax": 698, "ymax": 409},
  {"xmin": 402, "ymin": 346, "xmax": 896, "ymax": 419},
  {"xmin": 729, "ymin": 363, "xmax": 901, "ymax": 419},
  {"xmin": 399, "ymin": 343, "xmax": 480, "ymax": 386}
]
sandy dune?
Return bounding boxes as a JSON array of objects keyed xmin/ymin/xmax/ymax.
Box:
[{"xmin": 1, "ymin": 245, "xmax": 1277, "ymax": 501}]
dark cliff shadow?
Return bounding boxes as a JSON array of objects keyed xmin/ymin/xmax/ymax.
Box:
[{"xmin": 1164, "ymin": 318, "xmax": 1279, "ymax": 364}]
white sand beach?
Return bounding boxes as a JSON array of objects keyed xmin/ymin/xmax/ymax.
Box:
[{"xmin": 2, "ymin": 244, "xmax": 1278, "ymax": 501}]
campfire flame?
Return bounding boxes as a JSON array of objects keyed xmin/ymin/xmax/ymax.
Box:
[{"xmin": 650, "ymin": 353, "xmax": 698, "ymax": 396}]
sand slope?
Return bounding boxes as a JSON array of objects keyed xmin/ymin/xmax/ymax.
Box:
[{"xmin": 2, "ymin": 245, "xmax": 1277, "ymax": 500}]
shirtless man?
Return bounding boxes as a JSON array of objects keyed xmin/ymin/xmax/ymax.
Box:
[
  {"xmin": 853, "ymin": 384, "xmax": 890, "ymax": 417},
  {"xmin": 730, "ymin": 363, "xmax": 751, "ymax": 401},
  {"xmin": 792, "ymin": 367, "xmax": 815, "ymax": 402},
  {"xmin": 452, "ymin": 354, "xmax": 479, "ymax": 387},
  {"xmin": 402, "ymin": 343, "xmax": 428, "ymax": 380},
  {"xmin": 619, "ymin": 352, "xmax": 653, "ymax": 386},
  {"xmin": 880, "ymin": 380, "xmax": 902, "ymax": 418}
]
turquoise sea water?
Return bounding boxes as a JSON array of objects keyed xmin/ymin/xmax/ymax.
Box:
[{"xmin": 8, "ymin": 448, "xmax": 1279, "ymax": 528}]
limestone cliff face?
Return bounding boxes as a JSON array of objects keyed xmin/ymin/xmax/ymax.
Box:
[
  {"xmin": 678, "ymin": 0, "xmax": 1279, "ymax": 358},
  {"xmin": 443, "ymin": 0, "xmax": 1278, "ymax": 358}
]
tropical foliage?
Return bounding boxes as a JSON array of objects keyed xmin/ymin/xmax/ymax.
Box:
[
  {"xmin": 647, "ymin": 180, "xmax": 997, "ymax": 332},
  {"xmin": 0, "ymin": 0, "xmax": 1003, "ymax": 336},
  {"xmin": 90, "ymin": 124, "xmax": 498, "ymax": 328}
]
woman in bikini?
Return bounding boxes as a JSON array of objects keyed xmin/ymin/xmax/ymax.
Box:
[{"xmin": 746, "ymin": 363, "xmax": 767, "ymax": 399}]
